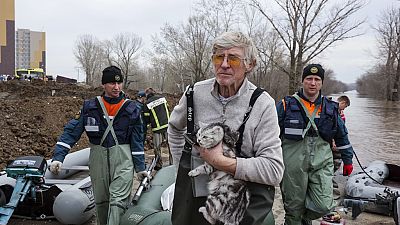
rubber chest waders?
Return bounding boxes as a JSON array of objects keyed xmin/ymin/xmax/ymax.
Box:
[
  {"xmin": 281, "ymin": 94, "xmax": 335, "ymax": 225},
  {"xmin": 90, "ymin": 97, "xmax": 134, "ymax": 225}
]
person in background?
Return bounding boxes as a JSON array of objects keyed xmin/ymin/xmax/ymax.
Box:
[
  {"xmin": 136, "ymin": 90, "xmax": 149, "ymax": 145},
  {"xmin": 332, "ymin": 95, "xmax": 351, "ymax": 191},
  {"xmin": 277, "ymin": 64, "xmax": 354, "ymax": 225},
  {"xmin": 168, "ymin": 31, "xmax": 284, "ymax": 225},
  {"xmin": 337, "ymin": 95, "xmax": 350, "ymax": 123},
  {"xmin": 144, "ymin": 87, "xmax": 171, "ymax": 170},
  {"xmin": 49, "ymin": 66, "xmax": 148, "ymax": 225}
]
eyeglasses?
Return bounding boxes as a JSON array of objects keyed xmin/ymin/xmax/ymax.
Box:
[{"xmin": 212, "ymin": 54, "xmax": 246, "ymax": 67}]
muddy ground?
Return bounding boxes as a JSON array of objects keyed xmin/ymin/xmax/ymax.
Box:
[
  {"xmin": 0, "ymin": 80, "xmax": 178, "ymax": 225},
  {"xmin": 0, "ymin": 80, "xmax": 179, "ymax": 169}
]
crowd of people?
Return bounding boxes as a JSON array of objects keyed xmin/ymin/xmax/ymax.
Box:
[{"xmin": 48, "ymin": 31, "xmax": 354, "ymax": 225}]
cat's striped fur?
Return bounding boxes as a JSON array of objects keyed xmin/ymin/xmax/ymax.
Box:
[{"xmin": 188, "ymin": 122, "xmax": 250, "ymax": 225}]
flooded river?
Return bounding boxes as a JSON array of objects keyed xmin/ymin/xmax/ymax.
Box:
[{"xmin": 330, "ymin": 91, "xmax": 400, "ymax": 168}]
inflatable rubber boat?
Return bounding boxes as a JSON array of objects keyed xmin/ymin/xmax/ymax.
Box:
[
  {"xmin": 1, "ymin": 151, "xmax": 276, "ymax": 225},
  {"xmin": 344, "ymin": 160, "xmax": 400, "ymax": 222},
  {"xmin": 345, "ymin": 160, "xmax": 400, "ymax": 199},
  {"xmin": 120, "ymin": 165, "xmax": 276, "ymax": 225},
  {"xmin": 0, "ymin": 148, "xmax": 94, "ymax": 225}
]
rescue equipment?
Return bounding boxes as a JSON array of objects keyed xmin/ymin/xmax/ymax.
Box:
[
  {"xmin": 0, "ymin": 156, "xmax": 47, "ymax": 225},
  {"xmin": 343, "ymin": 160, "xmax": 400, "ymax": 223},
  {"xmin": 0, "ymin": 148, "xmax": 94, "ymax": 225}
]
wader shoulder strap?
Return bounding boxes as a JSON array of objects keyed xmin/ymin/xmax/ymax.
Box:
[
  {"xmin": 96, "ymin": 96, "xmax": 129, "ymax": 146},
  {"xmin": 292, "ymin": 94, "xmax": 319, "ymax": 138},
  {"xmin": 184, "ymin": 85, "xmax": 194, "ymax": 153},
  {"xmin": 236, "ymin": 88, "xmax": 265, "ymax": 156}
]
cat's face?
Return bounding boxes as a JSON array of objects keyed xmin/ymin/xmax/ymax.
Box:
[{"xmin": 196, "ymin": 125, "xmax": 224, "ymax": 149}]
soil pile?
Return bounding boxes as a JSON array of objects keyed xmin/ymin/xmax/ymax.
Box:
[{"xmin": 0, "ymin": 80, "xmax": 180, "ymax": 169}]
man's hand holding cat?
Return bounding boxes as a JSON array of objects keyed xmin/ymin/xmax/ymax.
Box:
[
  {"xmin": 198, "ymin": 141, "xmax": 223, "ymax": 164},
  {"xmin": 198, "ymin": 142, "xmax": 236, "ymax": 175}
]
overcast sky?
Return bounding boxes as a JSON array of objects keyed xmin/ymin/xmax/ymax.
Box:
[{"xmin": 15, "ymin": 0, "xmax": 398, "ymax": 84}]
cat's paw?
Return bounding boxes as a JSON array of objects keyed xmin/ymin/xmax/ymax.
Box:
[
  {"xmin": 188, "ymin": 170, "xmax": 199, "ymax": 177},
  {"xmin": 199, "ymin": 207, "xmax": 216, "ymax": 224},
  {"xmin": 198, "ymin": 206, "xmax": 207, "ymax": 214}
]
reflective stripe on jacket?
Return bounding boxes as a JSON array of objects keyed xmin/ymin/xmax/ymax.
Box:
[
  {"xmin": 145, "ymin": 94, "xmax": 170, "ymax": 133},
  {"xmin": 53, "ymin": 96, "xmax": 145, "ymax": 171},
  {"xmin": 277, "ymin": 91, "xmax": 354, "ymax": 165},
  {"xmin": 282, "ymin": 95, "xmax": 338, "ymax": 143}
]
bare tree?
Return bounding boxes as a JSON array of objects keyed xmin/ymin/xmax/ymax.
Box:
[
  {"xmin": 373, "ymin": 6, "xmax": 400, "ymax": 101},
  {"xmin": 110, "ymin": 33, "xmax": 143, "ymax": 89},
  {"xmin": 356, "ymin": 65, "xmax": 388, "ymax": 99},
  {"xmin": 195, "ymin": 0, "xmax": 242, "ymax": 36},
  {"xmin": 152, "ymin": 27, "xmax": 193, "ymax": 92},
  {"xmin": 150, "ymin": 1, "xmax": 243, "ymax": 92},
  {"xmin": 249, "ymin": 0, "xmax": 366, "ymax": 94},
  {"xmin": 241, "ymin": 5, "xmax": 289, "ymax": 100},
  {"xmin": 102, "ymin": 40, "xmax": 114, "ymax": 67},
  {"xmin": 152, "ymin": 16, "xmax": 214, "ymax": 85},
  {"xmin": 322, "ymin": 69, "xmax": 348, "ymax": 95},
  {"xmin": 74, "ymin": 34, "xmax": 104, "ymax": 86}
]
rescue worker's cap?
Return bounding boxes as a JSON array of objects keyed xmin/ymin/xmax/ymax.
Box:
[
  {"xmin": 138, "ymin": 91, "xmax": 146, "ymax": 98},
  {"xmin": 102, "ymin": 66, "xmax": 123, "ymax": 84},
  {"xmin": 302, "ymin": 64, "xmax": 325, "ymax": 82}
]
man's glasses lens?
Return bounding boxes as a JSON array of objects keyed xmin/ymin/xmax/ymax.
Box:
[{"xmin": 212, "ymin": 55, "xmax": 243, "ymax": 67}]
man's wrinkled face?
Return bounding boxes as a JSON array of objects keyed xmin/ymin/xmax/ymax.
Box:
[
  {"xmin": 103, "ymin": 82, "xmax": 123, "ymax": 98},
  {"xmin": 212, "ymin": 47, "xmax": 252, "ymax": 90}
]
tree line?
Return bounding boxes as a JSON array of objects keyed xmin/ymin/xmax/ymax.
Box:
[
  {"xmin": 75, "ymin": 0, "xmax": 397, "ymax": 102},
  {"xmin": 357, "ymin": 5, "xmax": 400, "ymax": 101}
]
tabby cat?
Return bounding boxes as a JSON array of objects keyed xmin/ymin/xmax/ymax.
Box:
[{"xmin": 188, "ymin": 122, "xmax": 250, "ymax": 225}]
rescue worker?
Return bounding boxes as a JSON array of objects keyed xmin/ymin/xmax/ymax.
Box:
[
  {"xmin": 136, "ymin": 90, "xmax": 149, "ymax": 145},
  {"xmin": 49, "ymin": 66, "xmax": 148, "ymax": 225},
  {"xmin": 144, "ymin": 87, "xmax": 171, "ymax": 170},
  {"xmin": 277, "ymin": 64, "xmax": 354, "ymax": 225},
  {"xmin": 337, "ymin": 95, "xmax": 350, "ymax": 123},
  {"xmin": 332, "ymin": 95, "xmax": 351, "ymax": 192}
]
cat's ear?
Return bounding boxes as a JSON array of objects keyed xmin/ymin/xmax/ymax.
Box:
[
  {"xmin": 193, "ymin": 123, "xmax": 202, "ymax": 135},
  {"xmin": 216, "ymin": 126, "xmax": 224, "ymax": 133},
  {"xmin": 222, "ymin": 124, "xmax": 239, "ymax": 146}
]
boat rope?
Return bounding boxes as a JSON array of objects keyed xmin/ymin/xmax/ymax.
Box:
[{"xmin": 353, "ymin": 149, "xmax": 383, "ymax": 185}]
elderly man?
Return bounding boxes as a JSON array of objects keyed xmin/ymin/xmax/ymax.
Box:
[
  {"xmin": 277, "ymin": 64, "xmax": 354, "ymax": 225},
  {"xmin": 168, "ymin": 31, "xmax": 284, "ymax": 225}
]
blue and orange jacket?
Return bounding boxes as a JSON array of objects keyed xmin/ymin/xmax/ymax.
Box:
[
  {"xmin": 53, "ymin": 93, "xmax": 145, "ymax": 172},
  {"xmin": 276, "ymin": 90, "xmax": 353, "ymax": 165}
]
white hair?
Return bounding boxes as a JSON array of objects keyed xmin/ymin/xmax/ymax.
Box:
[{"xmin": 212, "ymin": 31, "xmax": 258, "ymax": 67}]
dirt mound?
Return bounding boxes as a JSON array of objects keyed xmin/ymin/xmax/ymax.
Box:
[{"xmin": 0, "ymin": 81, "xmax": 180, "ymax": 169}]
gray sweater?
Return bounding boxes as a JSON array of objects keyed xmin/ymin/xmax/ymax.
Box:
[{"xmin": 168, "ymin": 78, "xmax": 284, "ymax": 186}]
